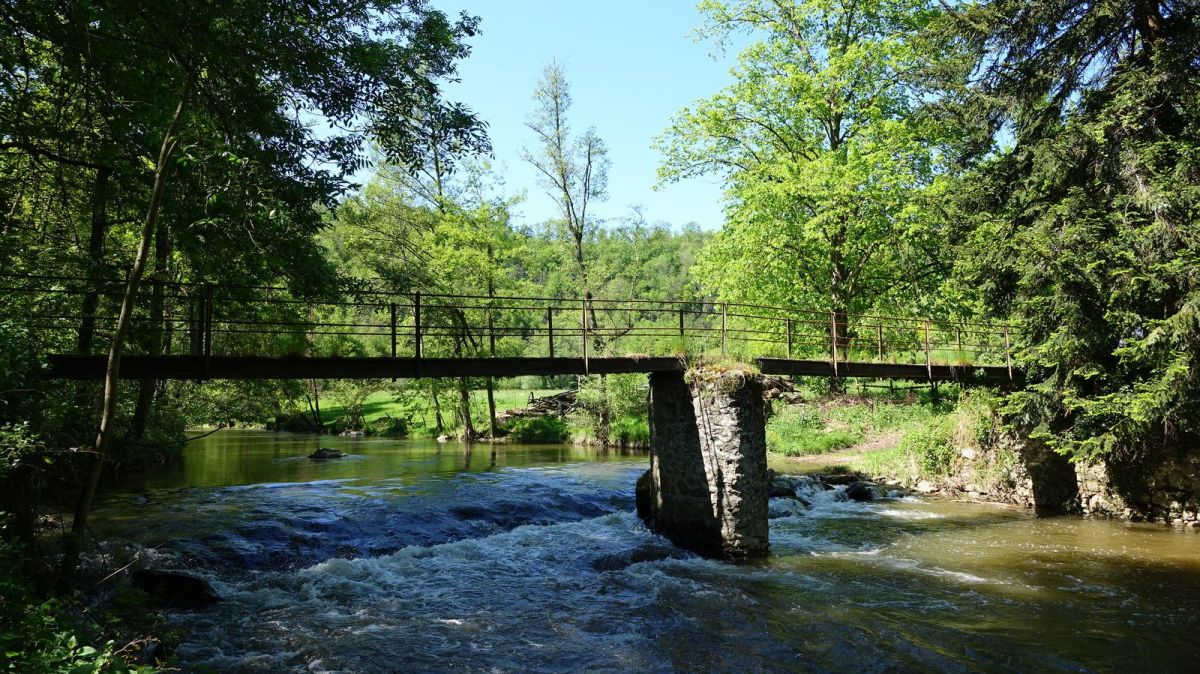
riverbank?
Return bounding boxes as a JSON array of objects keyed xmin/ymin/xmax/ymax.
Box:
[{"xmin": 766, "ymin": 390, "xmax": 1200, "ymax": 528}]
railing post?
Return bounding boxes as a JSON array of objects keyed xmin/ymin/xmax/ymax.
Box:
[
  {"xmin": 203, "ymin": 283, "xmax": 213, "ymax": 379},
  {"xmin": 188, "ymin": 298, "xmax": 200, "ymax": 357},
  {"xmin": 389, "ymin": 302, "xmax": 397, "ymax": 358},
  {"xmin": 956, "ymin": 327, "xmax": 962, "ymax": 355},
  {"xmin": 877, "ymin": 323, "xmax": 884, "ymax": 362},
  {"xmin": 389, "ymin": 301, "xmax": 398, "ymax": 382},
  {"xmin": 924, "ymin": 318, "xmax": 933, "ymax": 381},
  {"xmin": 581, "ymin": 297, "xmax": 589, "ymax": 374},
  {"xmin": 830, "ymin": 311, "xmax": 838, "ymax": 378},
  {"xmin": 721, "ymin": 303, "xmax": 728, "ymax": 358},
  {"xmin": 1004, "ymin": 325, "xmax": 1013, "ymax": 381},
  {"xmin": 547, "ymin": 306, "xmax": 555, "ymax": 358},
  {"xmin": 203, "ymin": 283, "xmax": 213, "ymax": 357},
  {"xmin": 413, "ymin": 292, "xmax": 422, "ymax": 360},
  {"xmin": 679, "ymin": 306, "xmax": 685, "ymax": 338},
  {"xmin": 786, "ymin": 317, "xmax": 793, "ymax": 359},
  {"xmin": 487, "ymin": 306, "xmax": 496, "ymax": 357}
]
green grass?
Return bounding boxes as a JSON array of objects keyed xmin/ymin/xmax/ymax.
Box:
[
  {"xmin": 315, "ymin": 388, "xmax": 564, "ymax": 431},
  {"xmin": 765, "ymin": 393, "xmax": 950, "ymax": 457}
]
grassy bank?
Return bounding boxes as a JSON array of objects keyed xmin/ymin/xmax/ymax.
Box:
[{"xmin": 767, "ymin": 386, "xmax": 1005, "ymax": 488}]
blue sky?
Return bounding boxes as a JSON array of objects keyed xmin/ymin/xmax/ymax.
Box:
[{"xmin": 428, "ymin": 1, "xmax": 743, "ymax": 230}]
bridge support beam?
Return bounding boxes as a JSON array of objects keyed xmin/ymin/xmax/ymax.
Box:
[{"xmin": 637, "ymin": 368, "xmax": 769, "ymax": 560}]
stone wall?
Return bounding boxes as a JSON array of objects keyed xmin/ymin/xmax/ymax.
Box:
[
  {"xmin": 1074, "ymin": 449, "xmax": 1200, "ymax": 526},
  {"xmin": 913, "ymin": 426, "xmax": 1200, "ymax": 527},
  {"xmin": 638, "ymin": 368, "xmax": 769, "ymax": 560}
]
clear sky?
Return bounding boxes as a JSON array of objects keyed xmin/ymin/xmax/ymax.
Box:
[{"xmin": 429, "ymin": 1, "xmax": 742, "ymax": 230}]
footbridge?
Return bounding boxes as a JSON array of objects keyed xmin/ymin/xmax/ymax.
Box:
[{"xmin": 3, "ymin": 275, "xmax": 1017, "ymax": 384}]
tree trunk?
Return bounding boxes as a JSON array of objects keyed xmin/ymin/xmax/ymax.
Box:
[
  {"xmin": 77, "ymin": 164, "xmax": 111, "ymax": 355},
  {"xmin": 129, "ymin": 222, "xmax": 172, "ymax": 441},
  {"xmin": 305, "ymin": 381, "xmax": 324, "ymax": 432},
  {"xmin": 58, "ymin": 84, "xmax": 190, "ymax": 591},
  {"xmin": 829, "ymin": 222, "xmax": 849, "ymax": 395},
  {"xmin": 431, "ymin": 385, "xmax": 445, "ymax": 434},
  {"xmin": 486, "ymin": 378, "xmax": 498, "ymax": 438},
  {"xmin": 457, "ymin": 376, "xmax": 475, "ymax": 440},
  {"xmin": 596, "ymin": 374, "xmax": 611, "ymax": 446}
]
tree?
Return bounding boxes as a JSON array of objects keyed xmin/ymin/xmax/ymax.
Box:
[
  {"xmin": 522, "ymin": 62, "xmax": 611, "ymax": 316},
  {"xmin": 522, "ymin": 63, "xmax": 619, "ymax": 437},
  {"xmin": 0, "ymin": 0, "xmax": 487, "ymax": 588},
  {"xmin": 332, "ymin": 158, "xmax": 519, "ymax": 439},
  {"xmin": 658, "ymin": 0, "xmax": 965, "ymax": 364},
  {"xmin": 946, "ymin": 0, "xmax": 1200, "ymax": 463}
]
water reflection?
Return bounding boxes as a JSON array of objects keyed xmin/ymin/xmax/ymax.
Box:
[{"xmin": 110, "ymin": 430, "xmax": 647, "ymax": 492}]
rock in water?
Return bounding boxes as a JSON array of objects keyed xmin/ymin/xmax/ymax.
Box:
[
  {"xmin": 131, "ymin": 569, "xmax": 219, "ymax": 609},
  {"xmin": 844, "ymin": 481, "xmax": 882, "ymax": 502},
  {"xmin": 308, "ymin": 447, "xmax": 345, "ymax": 460},
  {"xmin": 635, "ymin": 469, "xmax": 653, "ymax": 522},
  {"xmin": 769, "ymin": 476, "xmax": 798, "ymax": 499}
]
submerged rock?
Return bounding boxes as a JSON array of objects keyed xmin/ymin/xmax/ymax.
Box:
[
  {"xmin": 592, "ymin": 542, "xmax": 685, "ymax": 572},
  {"xmin": 131, "ymin": 569, "xmax": 219, "ymax": 610},
  {"xmin": 308, "ymin": 447, "xmax": 345, "ymax": 460}
]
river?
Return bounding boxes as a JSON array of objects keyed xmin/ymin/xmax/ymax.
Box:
[{"xmin": 90, "ymin": 430, "xmax": 1200, "ymax": 672}]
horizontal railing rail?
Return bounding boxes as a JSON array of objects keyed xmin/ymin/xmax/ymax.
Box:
[{"xmin": 0, "ymin": 273, "xmax": 1015, "ymax": 379}]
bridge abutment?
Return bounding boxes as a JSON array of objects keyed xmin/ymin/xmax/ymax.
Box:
[{"xmin": 637, "ymin": 368, "xmax": 769, "ymax": 560}]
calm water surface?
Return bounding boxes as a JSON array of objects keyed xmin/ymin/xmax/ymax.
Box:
[{"xmin": 91, "ymin": 430, "xmax": 1200, "ymax": 672}]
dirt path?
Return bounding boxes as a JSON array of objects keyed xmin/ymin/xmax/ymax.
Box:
[{"xmin": 770, "ymin": 429, "xmax": 902, "ymax": 472}]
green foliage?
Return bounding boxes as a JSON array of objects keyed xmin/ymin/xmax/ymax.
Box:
[
  {"xmin": 0, "ymin": 422, "xmax": 43, "ymax": 477},
  {"xmin": 947, "ymin": 0, "xmax": 1200, "ymax": 462},
  {"xmin": 898, "ymin": 415, "xmax": 958, "ymax": 477},
  {"xmin": 609, "ymin": 416, "xmax": 650, "ymax": 447},
  {"xmin": 574, "ymin": 374, "xmax": 648, "ymax": 444},
  {"xmin": 0, "ymin": 545, "xmax": 155, "ymax": 673},
  {"xmin": 504, "ymin": 417, "xmax": 570, "ymax": 444},
  {"xmin": 856, "ymin": 445, "xmax": 912, "ymax": 480},
  {"xmin": 766, "ymin": 391, "xmax": 955, "ymax": 457},
  {"xmin": 659, "ymin": 0, "xmax": 968, "ymax": 325}
]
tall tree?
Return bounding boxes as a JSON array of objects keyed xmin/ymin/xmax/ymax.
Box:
[
  {"xmin": 658, "ymin": 0, "xmax": 964, "ymax": 361},
  {"xmin": 0, "ymin": 0, "xmax": 487, "ymax": 588},
  {"xmin": 947, "ymin": 0, "xmax": 1200, "ymax": 462},
  {"xmin": 522, "ymin": 63, "xmax": 610, "ymax": 313},
  {"xmin": 522, "ymin": 63, "xmax": 616, "ymax": 437}
]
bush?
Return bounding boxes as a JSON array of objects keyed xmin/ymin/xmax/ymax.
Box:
[
  {"xmin": 504, "ymin": 417, "xmax": 570, "ymax": 443},
  {"xmin": 899, "ymin": 415, "xmax": 958, "ymax": 477},
  {"xmin": 610, "ymin": 416, "xmax": 649, "ymax": 447},
  {"xmin": 370, "ymin": 415, "xmax": 408, "ymax": 436},
  {"xmin": 0, "ymin": 544, "xmax": 156, "ymax": 673}
]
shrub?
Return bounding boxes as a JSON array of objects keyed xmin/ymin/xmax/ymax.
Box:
[
  {"xmin": 505, "ymin": 417, "xmax": 570, "ymax": 443},
  {"xmin": 899, "ymin": 416, "xmax": 958, "ymax": 477},
  {"xmin": 370, "ymin": 415, "xmax": 408, "ymax": 436},
  {"xmin": 610, "ymin": 416, "xmax": 649, "ymax": 447},
  {"xmin": 0, "ymin": 544, "xmax": 156, "ymax": 673}
]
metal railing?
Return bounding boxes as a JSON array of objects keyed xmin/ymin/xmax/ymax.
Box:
[{"xmin": 0, "ymin": 274, "xmax": 1014, "ymax": 375}]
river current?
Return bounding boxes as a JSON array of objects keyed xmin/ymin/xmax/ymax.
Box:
[{"xmin": 91, "ymin": 430, "xmax": 1200, "ymax": 672}]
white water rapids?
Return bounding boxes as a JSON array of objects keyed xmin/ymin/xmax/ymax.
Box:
[{"xmin": 90, "ymin": 432, "xmax": 1200, "ymax": 672}]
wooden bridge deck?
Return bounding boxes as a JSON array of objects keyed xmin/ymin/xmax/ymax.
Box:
[{"xmin": 45, "ymin": 354, "xmax": 1016, "ymax": 384}]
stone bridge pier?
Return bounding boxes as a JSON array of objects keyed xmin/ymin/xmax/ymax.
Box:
[{"xmin": 636, "ymin": 368, "xmax": 769, "ymax": 560}]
